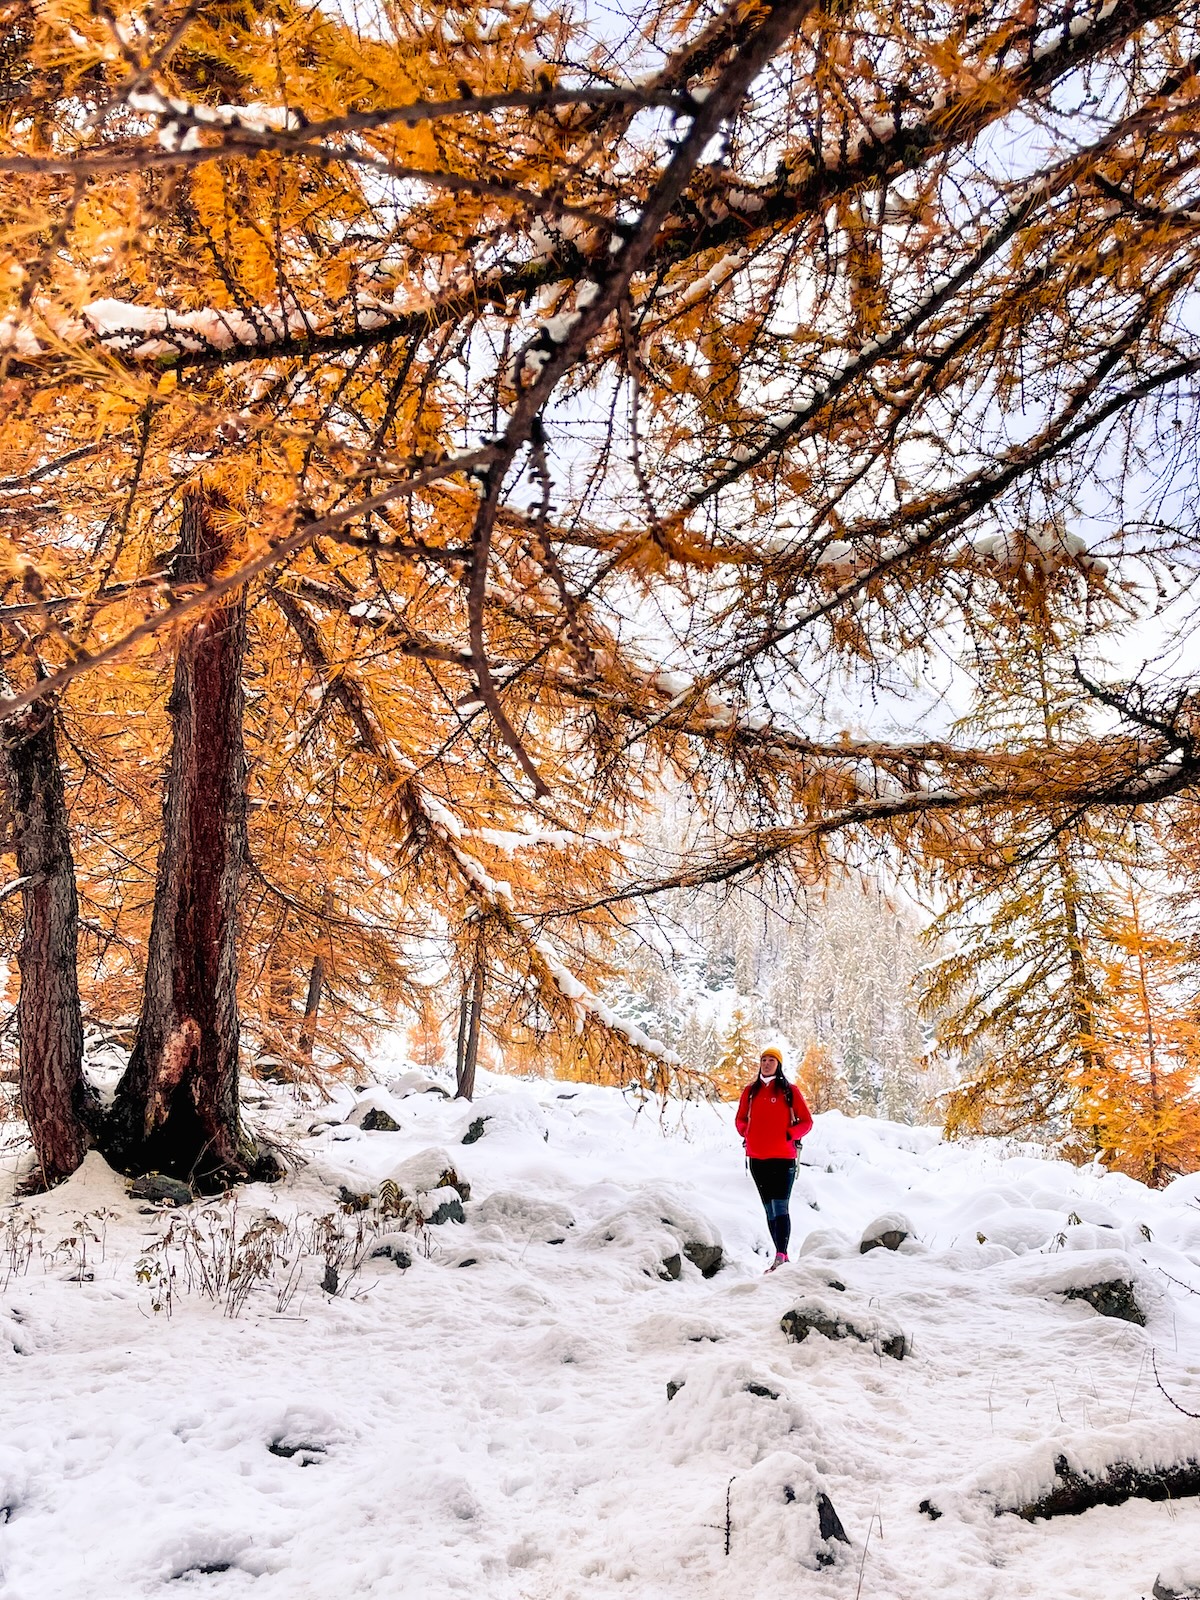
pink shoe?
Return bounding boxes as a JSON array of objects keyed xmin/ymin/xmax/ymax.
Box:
[{"xmin": 765, "ymin": 1252, "xmax": 788, "ymax": 1273}]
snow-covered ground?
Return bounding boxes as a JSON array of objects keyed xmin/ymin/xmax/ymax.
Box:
[{"xmin": 3, "ymin": 1063, "xmax": 1200, "ymax": 1600}]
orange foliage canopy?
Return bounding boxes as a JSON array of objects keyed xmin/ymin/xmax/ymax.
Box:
[{"xmin": 0, "ymin": 0, "xmax": 1199, "ymax": 1105}]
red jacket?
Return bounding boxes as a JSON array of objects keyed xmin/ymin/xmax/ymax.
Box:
[{"xmin": 735, "ymin": 1078, "xmax": 813, "ymax": 1160}]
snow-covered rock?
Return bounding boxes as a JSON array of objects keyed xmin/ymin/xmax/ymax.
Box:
[
  {"xmin": 344, "ymin": 1087, "xmax": 406, "ymax": 1130},
  {"xmin": 418, "ymin": 1185, "xmax": 465, "ymax": 1226},
  {"xmin": 386, "ymin": 1145, "xmax": 471, "ymax": 1201},
  {"xmin": 580, "ymin": 1185, "xmax": 723, "ymax": 1282},
  {"xmin": 922, "ymin": 1419, "xmax": 1200, "ymax": 1523},
  {"xmin": 473, "ymin": 1190, "xmax": 574, "ymax": 1244},
  {"xmin": 859, "ymin": 1210, "xmax": 914, "ymax": 1252},
  {"xmin": 1155, "ymin": 1565, "xmax": 1200, "ymax": 1600},
  {"xmin": 386, "ymin": 1070, "xmax": 450, "ymax": 1098},
  {"xmin": 781, "ymin": 1292, "xmax": 909, "ymax": 1360},
  {"xmin": 796, "ymin": 1225, "xmax": 855, "ymax": 1258},
  {"xmin": 996, "ymin": 1249, "xmax": 1160, "ymax": 1327}
]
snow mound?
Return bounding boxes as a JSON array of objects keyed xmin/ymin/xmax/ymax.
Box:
[
  {"xmin": 631, "ymin": 1311, "xmax": 727, "ymax": 1350},
  {"xmin": 386, "ymin": 1070, "xmax": 450, "ymax": 1098},
  {"xmin": 0, "ymin": 1445, "xmax": 29, "ymax": 1520},
  {"xmin": 579, "ymin": 1185, "xmax": 722, "ymax": 1279},
  {"xmin": 387, "ymin": 1146, "xmax": 470, "ymax": 1199},
  {"xmin": 659, "ymin": 1353, "xmax": 815, "ymax": 1465},
  {"xmin": 453, "ymin": 1092, "xmax": 549, "ymax": 1145},
  {"xmin": 473, "ymin": 1190, "xmax": 574, "ymax": 1243},
  {"xmin": 344, "ymin": 1087, "xmax": 406, "ymax": 1128},
  {"xmin": 997, "ymin": 1248, "xmax": 1159, "ymax": 1316},
  {"xmin": 34, "ymin": 1149, "xmax": 129, "ymax": 1214},
  {"xmin": 972, "ymin": 1206, "xmax": 1071, "ymax": 1253},
  {"xmin": 796, "ymin": 1226, "xmax": 855, "ymax": 1258}
]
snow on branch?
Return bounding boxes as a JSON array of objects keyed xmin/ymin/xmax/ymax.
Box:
[{"xmin": 410, "ymin": 787, "xmax": 680, "ymax": 1067}]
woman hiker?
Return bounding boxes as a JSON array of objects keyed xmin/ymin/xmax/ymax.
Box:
[{"xmin": 735, "ymin": 1042, "xmax": 813, "ymax": 1272}]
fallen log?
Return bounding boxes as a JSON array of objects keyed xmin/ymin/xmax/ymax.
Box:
[
  {"xmin": 921, "ymin": 1453, "xmax": 1200, "ymax": 1523},
  {"xmin": 1013, "ymin": 1455, "xmax": 1200, "ymax": 1521}
]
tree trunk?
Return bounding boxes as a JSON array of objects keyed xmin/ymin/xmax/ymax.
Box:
[
  {"xmin": 454, "ymin": 977, "xmax": 471, "ymax": 1088},
  {"xmin": 456, "ymin": 960, "xmax": 485, "ymax": 1101},
  {"xmin": 298, "ymin": 889, "xmax": 333, "ymax": 1062},
  {"xmin": 0, "ymin": 685, "xmax": 89, "ymax": 1185},
  {"xmin": 105, "ymin": 490, "xmax": 253, "ymax": 1186}
]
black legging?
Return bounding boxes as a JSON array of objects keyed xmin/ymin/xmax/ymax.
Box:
[{"xmin": 749, "ymin": 1157, "xmax": 796, "ymax": 1254}]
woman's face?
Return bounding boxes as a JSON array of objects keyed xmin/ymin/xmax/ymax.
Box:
[{"xmin": 759, "ymin": 1054, "xmax": 778, "ymax": 1078}]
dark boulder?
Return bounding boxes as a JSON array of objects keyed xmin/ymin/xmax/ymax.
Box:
[
  {"xmin": 816, "ymin": 1491, "xmax": 850, "ymax": 1564},
  {"xmin": 422, "ymin": 1189, "xmax": 465, "ymax": 1226},
  {"xmin": 1154, "ymin": 1575, "xmax": 1200, "ymax": 1600},
  {"xmin": 1062, "ymin": 1278, "xmax": 1145, "ymax": 1326},
  {"xmin": 683, "ymin": 1241, "xmax": 724, "ymax": 1278},
  {"xmin": 371, "ymin": 1237, "xmax": 413, "ymax": 1269},
  {"xmin": 781, "ymin": 1305, "xmax": 907, "ymax": 1360},
  {"xmin": 359, "ymin": 1107, "xmax": 401, "ymax": 1133},
  {"xmin": 129, "ymin": 1172, "xmax": 193, "ymax": 1207}
]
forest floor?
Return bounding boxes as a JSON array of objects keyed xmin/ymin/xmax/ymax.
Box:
[{"xmin": 3, "ymin": 1059, "xmax": 1200, "ymax": 1600}]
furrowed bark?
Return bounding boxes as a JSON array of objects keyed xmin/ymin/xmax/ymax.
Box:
[
  {"xmin": 0, "ymin": 685, "xmax": 89, "ymax": 1185},
  {"xmin": 105, "ymin": 489, "xmax": 253, "ymax": 1186}
]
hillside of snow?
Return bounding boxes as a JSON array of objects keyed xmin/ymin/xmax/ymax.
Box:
[{"xmin": 3, "ymin": 1064, "xmax": 1200, "ymax": 1600}]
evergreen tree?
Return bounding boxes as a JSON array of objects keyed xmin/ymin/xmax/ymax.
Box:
[
  {"xmin": 1077, "ymin": 893, "xmax": 1200, "ymax": 1187},
  {"xmin": 918, "ymin": 626, "xmax": 1133, "ymax": 1139},
  {"xmin": 796, "ymin": 1042, "xmax": 852, "ymax": 1116},
  {"xmin": 713, "ymin": 1008, "xmax": 757, "ymax": 1100}
]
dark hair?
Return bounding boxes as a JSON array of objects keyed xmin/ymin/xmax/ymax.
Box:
[{"xmin": 746, "ymin": 1068, "xmax": 795, "ymax": 1111}]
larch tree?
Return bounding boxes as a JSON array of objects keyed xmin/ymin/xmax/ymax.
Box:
[
  {"xmin": 1, "ymin": 0, "xmax": 1200, "ymax": 1180},
  {"xmin": 1077, "ymin": 892, "xmax": 1200, "ymax": 1186},
  {"xmin": 917, "ymin": 622, "xmax": 1136, "ymax": 1139},
  {"xmin": 714, "ymin": 1006, "xmax": 757, "ymax": 1099}
]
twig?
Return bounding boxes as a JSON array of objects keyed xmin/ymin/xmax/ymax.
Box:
[
  {"xmin": 855, "ymin": 1497, "xmax": 881, "ymax": 1600},
  {"xmin": 1157, "ymin": 1265, "xmax": 1200, "ymax": 1296},
  {"xmin": 1151, "ymin": 1349, "xmax": 1200, "ymax": 1418},
  {"xmin": 1127, "ymin": 1349, "xmax": 1149, "ymax": 1423}
]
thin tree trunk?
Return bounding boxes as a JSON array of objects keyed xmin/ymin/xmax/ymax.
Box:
[
  {"xmin": 298, "ymin": 888, "xmax": 333, "ymax": 1062},
  {"xmin": 457, "ymin": 960, "xmax": 485, "ymax": 1101},
  {"xmin": 0, "ymin": 685, "xmax": 89, "ymax": 1184},
  {"xmin": 267, "ymin": 916, "xmax": 296, "ymax": 1034},
  {"xmin": 1129, "ymin": 898, "xmax": 1166, "ymax": 1189},
  {"xmin": 1034, "ymin": 648, "xmax": 1104, "ymax": 1126},
  {"xmin": 105, "ymin": 490, "xmax": 254, "ymax": 1185},
  {"xmin": 454, "ymin": 976, "xmax": 471, "ymax": 1089}
]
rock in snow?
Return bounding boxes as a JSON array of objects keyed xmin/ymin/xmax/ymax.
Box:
[
  {"xmin": 859, "ymin": 1211, "xmax": 913, "ymax": 1253},
  {"xmin": 419, "ymin": 1186, "xmax": 465, "ymax": 1226},
  {"xmin": 128, "ymin": 1171, "xmax": 194, "ymax": 1207},
  {"xmin": 387, "ymin": 1146, "xmax": 471, "ymax": 1202},
  {"xmin": 1155, "ymin": 1567, "xmax": 1200, "ymax": 1600},
  {"xmin": 1060, "ymin": 1275, "xmax": 1146, "ymax": 1324},
  {"xmin": 780, "ymin": 1295, "xmax": 908, "ymax": 1360},
  {"xmin": 344, "ymin": 1087, "xmax": 406, "ymax": 1130},
  {"xmin": 358, "ymin": 1107, "xmax": 402, "ymax": 1133}
]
